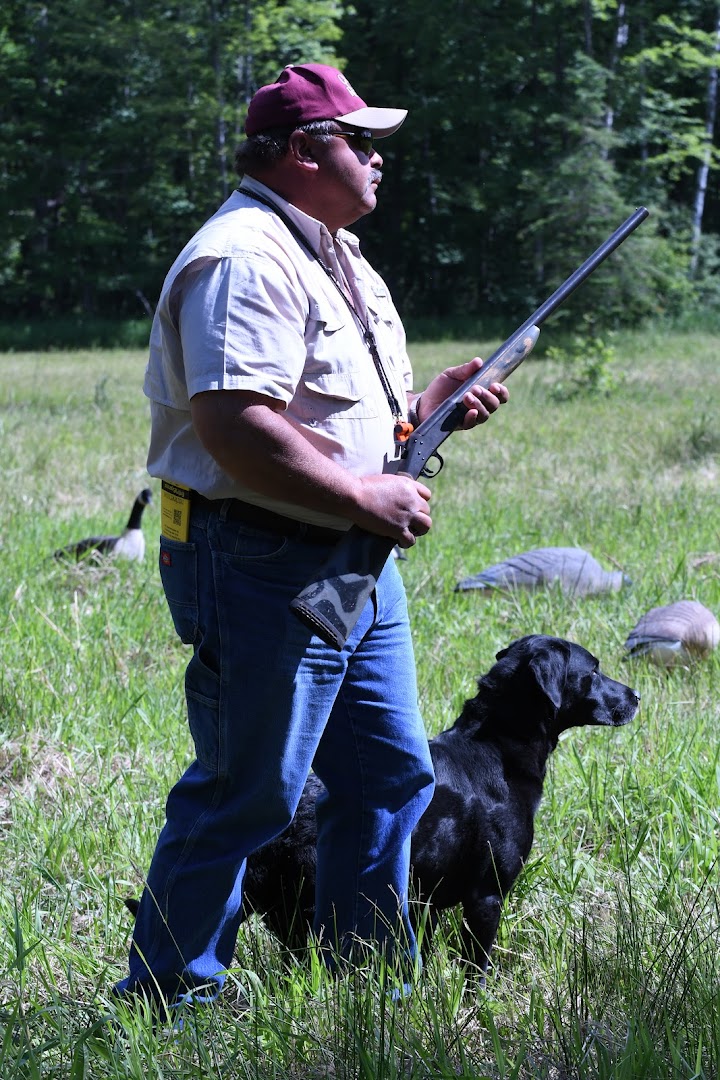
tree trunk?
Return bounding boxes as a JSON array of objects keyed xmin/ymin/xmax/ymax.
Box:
[
  {"xmin": 690, "ymin": 9, "xmax": 720, "ymax": 277},
  {"xmin": 210, "ymin": 0, "xmax": 228, "ymax": 201},
  {"xmin": 583, "ymin": 0, "xmax": 593, "ymax": 56},
  {"xmin": 235, "ymin": 1, "xmax": 254, "ymax": 146},
  {"xmin": 604, "ymin": 1, "xmax": 628, "ymax": 152}
]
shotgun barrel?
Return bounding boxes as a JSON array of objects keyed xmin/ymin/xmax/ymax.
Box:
[{"xmin": 290, "ymin": 206, "xmax": 650, "ymax": 649}]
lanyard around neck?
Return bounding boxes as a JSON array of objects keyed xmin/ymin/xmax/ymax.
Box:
[{"xmin": 239, "ymin": 187, "xmax": 409, "ymax": 436}]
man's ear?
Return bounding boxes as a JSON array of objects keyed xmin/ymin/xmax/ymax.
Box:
[{"xmin": 288, "ymin": 130, "xmax": 319, "ymax": 170}]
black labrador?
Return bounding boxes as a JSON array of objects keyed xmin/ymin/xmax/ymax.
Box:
[
  {"xmin": 237, "ymin": 634, "xmax": 639, "ymax": 978},
  {"xmin": 126, "ymin": 635, "xmax": 639, "ymax": 979}
]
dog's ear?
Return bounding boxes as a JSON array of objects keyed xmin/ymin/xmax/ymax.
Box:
[
  {"xmin": 495, "ymin": 634, "xmax": 533, "ymax": 662},
  {"xmin": 527, "ymin": 645, "xmax": 569, "ymax": 713}
]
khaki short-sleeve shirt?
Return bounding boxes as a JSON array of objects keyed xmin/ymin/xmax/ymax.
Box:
[{"xmin": 144, "ymin": 178, "xmax": 413, "ymax": 530}]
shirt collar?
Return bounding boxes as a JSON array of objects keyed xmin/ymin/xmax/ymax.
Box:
[
  {"xmin": 237, "ymin": 176, "xmax": 360, "ymax": 257},
  {"xmin": 237, "ymin": 176, "xmax": 325, "ymax": 252}
]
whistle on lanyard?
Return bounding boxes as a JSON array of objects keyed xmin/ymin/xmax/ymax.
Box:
[{"xmin": 394, "ymin": 420, "xmax": 414, "ymax": 443}]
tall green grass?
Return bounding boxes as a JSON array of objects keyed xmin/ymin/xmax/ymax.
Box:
[{"xmin": 0, "ymin": 328, "xmax": 718, "ymax": 1077}]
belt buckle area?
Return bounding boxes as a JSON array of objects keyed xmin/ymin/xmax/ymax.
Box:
[
  {"xmin": 300, "ymin": 522, "xmax": 342, "ymax": 544},
  {"xmin": 191, "ymin": 491, "xmax": 342, "ymax": 544},
  {"xmin": 225, "ymin": 499, "xmax": 296, "ymax": 534}
]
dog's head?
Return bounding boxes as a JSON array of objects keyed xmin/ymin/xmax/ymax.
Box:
[{"xmin": 469, "ymin": 634, "xmax": 639, "ymax": 746}]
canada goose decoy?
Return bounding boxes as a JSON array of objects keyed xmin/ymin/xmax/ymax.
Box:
[
  {"xmin": 624, "ymin": 600, "xmax": 720, "ymax": 667},
  {"xmin": 54, "ymin": 488, "xmax": 153, "ymax": 563},
  {"xmin": 455, "ymin": 546, "xmax": 631, "ymax": 597}
]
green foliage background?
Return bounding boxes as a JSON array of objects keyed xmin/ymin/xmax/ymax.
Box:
[{"xmin": 2, "ymin": 0, "xmax": 720, "ymax": 336}]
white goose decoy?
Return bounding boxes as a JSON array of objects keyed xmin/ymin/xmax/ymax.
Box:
[
  {"xmin": 54, "ymin": 488, "xmax": 153, "ymax": 563},
  {"xmin": 455, "ymin": 546, "xmax": 631, "ymax": 597},
  {"xmin": 624, "ymin": 600, "xmax": 720, "ymax": 666}
]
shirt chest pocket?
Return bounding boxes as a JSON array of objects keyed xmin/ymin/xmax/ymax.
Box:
[
  {"xmin": 365, "ymin": 283, "xmax": 396, "ymax": 328},
  {"xmin": 301, "ymin": 298, "xmax": 379, "ymax": 420},
  {"xmin": 299, "ymin": 370, "xmax": 379, "ymax": 421},
  {"xmin": 364, "ymin": 284, "xmax": 402, "ymax": 377}
]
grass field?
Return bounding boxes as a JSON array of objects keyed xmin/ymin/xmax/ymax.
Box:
[{"xmin": 0, "ymin": 328, "xmax": 718, "ymax": 1078}]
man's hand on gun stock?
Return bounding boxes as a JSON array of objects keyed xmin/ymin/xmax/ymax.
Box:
[
  {"xmin": 348, "ymin": 357, "xmax": 510, "ymax": 551},
  {"xmin": 351, "ymin": 473, "xmax": 433, "ymax": 550}
]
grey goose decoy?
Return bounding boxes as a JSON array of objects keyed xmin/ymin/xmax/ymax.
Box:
[
  {"xmin": 54, "ymin": 488, "xmax": 153, "ymax": 562},
  {"xmin": 455, "ymin": 546, "xmax": 631, "ymax": 597},
  {"xmin": 624, "ymin": 600, "xmax": 720, "ymax": 666}
]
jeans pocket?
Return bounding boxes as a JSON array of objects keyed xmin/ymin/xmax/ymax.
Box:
[
  {"xmin": 159, "ymin": 537, "xmax": 199, "ymax": 645},
  {"xmin": 213, "ymin": 519, "xmax": 289, "ymax": 561}
]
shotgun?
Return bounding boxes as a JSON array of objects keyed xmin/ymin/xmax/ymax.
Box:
[{"xmin": 290, "ymin": 206, "xmax": 650, "ymax": 649}]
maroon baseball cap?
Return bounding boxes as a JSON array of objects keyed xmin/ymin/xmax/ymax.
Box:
[{"xmin": 245, "ymin": 63, "xmax": 407, "ymax": 138}]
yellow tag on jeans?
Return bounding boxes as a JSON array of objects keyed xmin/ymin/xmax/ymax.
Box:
[{"xmin": 160, "ymin": 480, "xmax": 191, "ymax": 542}]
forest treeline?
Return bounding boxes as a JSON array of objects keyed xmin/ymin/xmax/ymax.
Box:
[{"xmin": 2, "ymin": 0, "xmax": 720, "ymax": 341}]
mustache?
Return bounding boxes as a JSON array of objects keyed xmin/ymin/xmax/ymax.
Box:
[{"xmin": 370, "ymin": 169, "xmax": 383, "ymax": 184}]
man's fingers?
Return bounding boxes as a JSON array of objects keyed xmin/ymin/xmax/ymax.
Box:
[
  {"xmin": 488, "ymin": 381, "xmax": 510, "ymax": 402},
  {"xmin": 355, "ymin": 473, "xmax": 433, "ymax": 540},
  {"xmin": 399, "ymin": 515, "xmax": 431, "ymax": 548},
  {"xmin": 460, "ymin": 382, "xmax": 510, "ymax": 426},
  {"xmin": 464, "ymin": 384, "xmax": 508, "ymax": 409}
]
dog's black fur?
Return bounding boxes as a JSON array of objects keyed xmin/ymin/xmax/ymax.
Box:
[
  {"xmin": 238, "ymin": 635, "xmax": 639, "ymax": 976},
  {"xmin": 126, "ymin": 635, "xmax": 639, "ymax": 978}
]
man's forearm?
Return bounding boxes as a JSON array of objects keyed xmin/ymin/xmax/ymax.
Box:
[
  {"xmin": 190, "ymin": 389, "xmax": 361, "ymax": 519},
  {"xmin": 189, "ymin": 388, "xmax": 433, "ymax": 541}
]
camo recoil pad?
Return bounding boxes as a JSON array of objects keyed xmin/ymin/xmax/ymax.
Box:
[{"xmin": 289, "ymin": 529, "xmax": 396, "ymax": 649}]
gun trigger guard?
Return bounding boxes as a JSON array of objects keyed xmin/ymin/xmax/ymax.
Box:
[{"xmin": 420, "ymin": 452, "xmax": 444, "ymax": 479}]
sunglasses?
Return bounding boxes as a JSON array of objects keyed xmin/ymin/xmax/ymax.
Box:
[{"xmin": 331, "ymin": 129, "xmax": 374, "ymax": 155}]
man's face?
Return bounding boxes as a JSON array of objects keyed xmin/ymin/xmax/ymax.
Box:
[{"xmin": 309, "ymin": 125, "xmax": 385, "ymax": 232}]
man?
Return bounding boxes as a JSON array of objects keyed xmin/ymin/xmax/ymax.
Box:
[{"xmin": 117, "ymin": 63, "xmax": 508, "ymax": 1010}]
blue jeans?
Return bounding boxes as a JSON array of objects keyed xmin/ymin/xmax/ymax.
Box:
[{"xmin": 116, "ymin": 500, "xmax": 435, "ymax": 1002}]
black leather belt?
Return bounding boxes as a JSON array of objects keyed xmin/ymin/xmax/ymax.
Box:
[{"xmin": 190, "ymin": 491, "xmax": 345, "ymax": 544}]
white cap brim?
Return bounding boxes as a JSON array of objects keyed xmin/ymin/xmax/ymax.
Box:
[{"xmin": 335, "ymin": 107, "xmax": 407, "ymax": 138}]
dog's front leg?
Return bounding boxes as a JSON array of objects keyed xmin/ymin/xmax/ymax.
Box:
[{"xmin": 460, "ymin": 893, "xmax": 504, "ymax": 986}]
